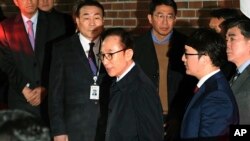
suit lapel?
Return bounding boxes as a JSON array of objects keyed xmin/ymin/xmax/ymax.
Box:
[
  {"xmin": 71, "ymin": 34, "xmax": 93, "ymax": 75},
  {"xmin": 183, "ymin": 85, "xmax": 204, "ymax": 117},
  {"xmin": 35, "ymin": 11, "xmax": 48, "ymax": 63},
  {"xmin": 13, "ymin": 14, "xmax": 33, "ymax": 55},
  {"xmin": 231, "ymin": 65, "xmax": 250, "ymax": 94},
  {"xmin": 183, "ymin": 72, "xmax": 223, "ymax": 120}
]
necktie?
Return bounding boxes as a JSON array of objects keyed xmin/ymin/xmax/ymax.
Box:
[
  {"xmin": 230, "ymin": 69, "xmax": 240, "ymax": 86},
  {"xmin": 88, "ymin": 42, "xmax": 97, "ymax": 75},
  {"xmin": 193, "ymin": 86, "xmax": 199, "ymax": 93},
  {"xmin": 27, "ymin": 20, "xmax": 35, "ymax": 50}
]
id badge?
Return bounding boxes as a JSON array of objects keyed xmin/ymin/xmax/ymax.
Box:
[{"xmin": 90, "ymin": 85, "xmax": 99, "ymax": 100}]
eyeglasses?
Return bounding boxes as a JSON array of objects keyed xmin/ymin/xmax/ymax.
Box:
[
  {"xmin": 154, "ymin": 14, "xmax": 176, "ymax": 21},
  {"xmin": 98, "ymin": 49, "xmax": 126, "ymax": 61},
  {"xmin": 184, "ymin": 52, "xmax": 205, "ymax": 58}
]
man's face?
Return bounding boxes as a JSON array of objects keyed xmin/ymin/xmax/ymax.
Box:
[
  {"xmin": 14, "ymin": 0, "xmax": 38, "ymax": 18},
  {"xmin": 38, "ymin": 0, "xmax": 54, "ymax": 12},
  {"xmin": 226, "ymin": 26, "xmax": 250, "ymax": 67},
  {"xmin": 148, "ymin": 4, "xmax": 176, "ymax": 40},
  {"xmin": 100, "ymin": 35, "xmax": 133, "ymax": 77},
  {"xmin": 209, "ymin": 17, "xmax": 224, "ymax": 33},
  {"xmin": 76, "ymin": 6, "xmax": 104, "ymax": 41},
  {"xmin": 182, "ymin": 45, "xmax": 205, "ymax": 79}
]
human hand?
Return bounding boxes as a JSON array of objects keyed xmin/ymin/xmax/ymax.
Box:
[
  {"xmin": 22, "ymin": 86, "xmax": 47, "ymax": 106},
  {"xmin": 54, "ymin": 135, "xmax": 69, "ymax": 141}
]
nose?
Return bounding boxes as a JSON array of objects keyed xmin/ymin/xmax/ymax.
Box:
[
  {"xmin": 89, "ymin": 17, "xmax": 96, "ymax": 26},
  {"xmin": 162, "ymin": 17, "xmax": 168, "ymax": 25},
  {"xmin": 182, "ymin": 54, "xmax": 186, "ymax": 62},
  {"xmin": 226, "ymin": 40, "xmax": 231, "ymax": 49},
  {"xmin": 101, "ymin": 57, "xmax": 108, "ymax": 65}
]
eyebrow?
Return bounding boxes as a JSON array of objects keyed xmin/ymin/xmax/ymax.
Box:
[
  {"xmin": 227, "ymin": 33, "xmax": 236, "ymax": 37},
  {"xmin": 82, "ymin": 13, "xmax": 102, "ymax": 16},
  {"xmin": 155, "ymin": 12, "xmax": 174, "ymax": 15}
]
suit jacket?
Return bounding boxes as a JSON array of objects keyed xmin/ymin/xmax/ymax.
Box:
[
  {"xmin": 134, "ymin": 29, "xmax": 188, "ymax": 105},
  {"xmin": 0, "ymin": 69, "xmax": 8, "ymax": 109},
  {"xmin": 230, "ymin": 64, "xmax": 250, "ymax": 124},
  {"xmin": 48, "ymin": 8, "xmax": 76, "ymax": 38},
  {"xmin": 0, "ymin": 10, "xmax": 67, "ymax": 122},
  {"xmin": 181, "ymin": 71, "xmax": 239, "ymax": 140},
  {"xmin": 105, "ymin": 64, "xmax": 164, "ymax": 141},
  {"xmin": 49, "ymin": 34, "xmax": 111, "ymax": 141},
  {"xmin": 134, "ymin": 29, "xmax": 196, "ymax": 140},
  {"xmin": 0, "ymin": 12, "xmax": 7, "ymax": 109}
]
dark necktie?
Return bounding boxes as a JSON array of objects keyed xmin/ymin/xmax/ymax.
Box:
[
  {"xmin": 193, "ymin": 86, "xmax": 199, "ymax": 93},
  {"xmin": 230, "ymin": 69, "xmax": 240, "ymax": 86},
  {"xmin": 88, "ymin": 42, "xmax": 97, "ymax": 75},
  {"xmin": 27, "ymin": 20, "xmax": 35, "ymax": 50}
]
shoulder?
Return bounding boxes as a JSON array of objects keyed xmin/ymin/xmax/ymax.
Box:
[
  {"xmin": 0, "ymin": 15, "xmax": 19, "ymax": 26},
  {"xmin": 134, "ymin": 30, "xmax": 152, "ymax": 43},
  {"xmin": 171, "ymin": 29, "xmax": 187, "ymax": 44},
  {"xmin": 203, "ymin": 74, "xmax": 233, "ymax": 100},
  {"xmin": 54, "ymin": 34, "xmax": 77, "ymax": 47},
  {"xmin": 52, "ymin": 34, "xmax": 77, "ymax": 51},
  {"xmin": 133, "ymin": 30, "xmax": 153, "ymax": 54},
  {"xmin": 48, "ymin": 9, "xmax": 65, "ymax": 19},
  {"xmin": 135, "ymin": 65, "xmax": 156, "ymax": 89}
]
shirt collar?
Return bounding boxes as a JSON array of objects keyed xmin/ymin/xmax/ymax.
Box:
[
  {"xmin": 79, "ymin": 33, "xmax": 100, "ymax": 55},
  {"xmin": 197, "ymin": 69, "xmax": 220, "ymax": 88},
  {"xmin": 22, "ymin": 10, "xmax": 38, "ymax": 25},
  {"xmin": 151, "ymin": 30, "xmax": 173, "ymax": 45},
  {"xmin": 237, "ymin": 60, "xmax": 250, "ymax": 73},
  {"xmin": 116, "ymin": 62, "xmax": 135, "ymax": 82},
  {"xmin": 22, "ymin": 11, "xmax": 38, "ymax": 34}
]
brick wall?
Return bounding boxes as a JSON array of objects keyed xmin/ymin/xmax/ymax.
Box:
[{"xmin": 0, "ymin": 0, "xmax": 240, "ymax": 35}]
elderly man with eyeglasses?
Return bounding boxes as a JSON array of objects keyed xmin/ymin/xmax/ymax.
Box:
[{"xmin": 99, "ymin": 28, "xmax": 164, "ymax": 141}]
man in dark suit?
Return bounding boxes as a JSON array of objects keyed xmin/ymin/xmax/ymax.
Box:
[
  {"xmin": 99, "ymin": 27, "xmax": 164, "ymax": 141},
  {"xmin": 0, "ymin": 8, "xmax": 7, "ymax": 110},
  {"xmin": 0, "ymin": 0, "xmax": 68, "ymax": 124},
  {"xmin": 38, "ymin": 0, "xmax": 75, "ymax": 37},
  {"xmin": 226, "ymin": 17, "xmax": 250, "ymax": 124},
  {"xmin": 49, "ymin": 1, "xmax": 111, "ymax": 141},
  {"xmin": 181, "ymin": 28, "xmax": 239, "ymax": 140},
  {"xmin": 133, "ymin": 0, "xmax": 196, "ymax": 140}
]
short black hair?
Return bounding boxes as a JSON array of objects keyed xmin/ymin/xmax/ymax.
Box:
[
  {"xmin": 210, "ymin": 8, "xmax": 240, "ymax": 20},
  {"xmin": 186, "ymin": 28, "xmax": 227, "ymax": 67},
  {"xmin": 149, "ymin": 0, "xmax": 177, "ymax": 15},
  {"xmin": 73, "ymin": 0, "xmax": 105, "ymax": 18},
  {"xmin": 226, "ymin": 17, "xmax": 250, "ymax": 39},
  {"xmin": 102, "ymin": 28, "xmax": 134, "ymax": 50}
]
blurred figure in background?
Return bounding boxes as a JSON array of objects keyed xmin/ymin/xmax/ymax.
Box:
[
  {"xmin": 38, "ymin": 0, "xmax": 75, "ymax": 37},
  {"xmin": 209, "ymin": 8, "xmax": 240, "ymax": 34},
  {"xmin": 0, "ymin": 109, "xmax": 50, "ymax": 141}
]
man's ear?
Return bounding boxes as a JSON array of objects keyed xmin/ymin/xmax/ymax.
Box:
[
  {"xmin": 148, "ymin": 14, "xmax": 152, "ymax": 25},
  {"xmin": 13, "ymin": 0, "xmax": 19, "ymax": 7},
  {"xmin": 200, "ymin": 54, "xmax": 210, "ymax": 65},
  {"xmin": 247, "ymin": 39, "xmax": 250, "ymax": 52},
  {"xmin": 125, "ymin": 49, "xmax": 134, "ymax": 61}
]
